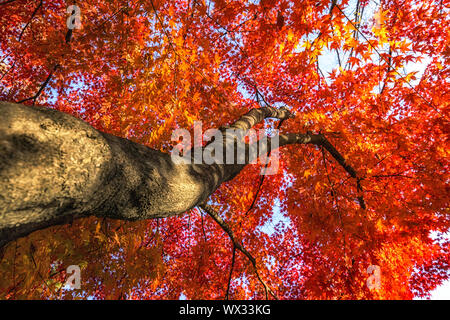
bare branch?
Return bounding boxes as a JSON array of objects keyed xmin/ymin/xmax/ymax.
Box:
[
  {"xmin": 199, "ymin": 203, "xmax": 278, "ymax": 300},
  {"xmin": 266, "ymin": 132, "xmax": 367, "ymax": 209},
  {"xmin": 15, "ymin": 3, "xmax": 74, "ymax": 105},
  {"xmin": 17, "ymin": 64, "xmax": 59, "ymax": 104},
  {"xmin": 380, "ymin": 46, "xmax": 393, "ymax": 95}
]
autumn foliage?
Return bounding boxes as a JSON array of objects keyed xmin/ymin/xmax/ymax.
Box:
[{"xmin": 0, "ymin": 0, "xmax": 448, "ymax": 299}]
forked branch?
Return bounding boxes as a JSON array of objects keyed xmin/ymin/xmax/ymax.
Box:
[
  {"xmin": 222, "ymin": 107, "xmax": 367, "ymax": 209},
  {"xmin": 199, "ymin": 203, "xmax": 278, "ymax": 300},
  {"xmin": 225, "ymin": 106, "xmax": 294, "ymax": 132}
]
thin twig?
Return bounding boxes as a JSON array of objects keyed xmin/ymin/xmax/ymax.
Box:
[
  {"xmin": 17, "ymin": 0, "xmax": 43, "ymax": 42},
  {"xmin": 225, "ymin": 245, "xmax": 236, "ymax": 300},
  {"xmin": 17, "ymin": 64, "xmax": 59, "ymax": 104}
]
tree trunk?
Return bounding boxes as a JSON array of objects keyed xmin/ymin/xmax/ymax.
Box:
[{"xmin": 0, "ymin": 101, "xmax": 241, "ymax": 248}]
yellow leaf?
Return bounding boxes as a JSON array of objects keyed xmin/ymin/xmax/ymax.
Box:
[
  {"xmin": 304, "ymin": 169, "xmax": 312, "ymax": 178},
  {"xmin": 287, "ymin": 30, "xmax": 294, "ymax": 42}
]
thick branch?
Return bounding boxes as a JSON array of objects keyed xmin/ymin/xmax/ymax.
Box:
[{"xmin": 225, "ymin": 106, "xmax": 294, "ymax": 132}]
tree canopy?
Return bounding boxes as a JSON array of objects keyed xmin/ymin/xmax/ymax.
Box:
[{"xmin": 0, "ymin": 0, "xmax": 448, "ymax": 299}]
